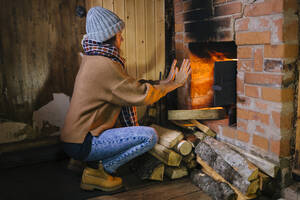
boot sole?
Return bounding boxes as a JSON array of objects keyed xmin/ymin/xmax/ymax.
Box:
[{"xmin": 80, "ymin": 182, "xmax": 123, "ymax": 192}]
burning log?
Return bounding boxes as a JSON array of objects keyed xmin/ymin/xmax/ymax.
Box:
[
  {"xmin": 168, "ymin": 107, "xmax": 226, "ymax": 121},
  {"xmin": 149, "ymin": 144, "xmax": 182, "ymax": 167},
  {"xmin": 195, "ymin": 137, "xmax": 259, "ymax": 196},
  {"xmin": 165, "ymin": 165, "xmax": 188, "ymax": 179},
  {"xmin": 191, "ymin": 170, "xmax": 237, "ymax": 200},
  {"xmin": 150, "ymin": 124, "xmax": 184, "ymax": 148}
]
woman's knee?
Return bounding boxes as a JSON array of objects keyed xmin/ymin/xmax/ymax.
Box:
[{"xmin": 139, "ymin": 126, "xmax": 158, "ymax": 146}]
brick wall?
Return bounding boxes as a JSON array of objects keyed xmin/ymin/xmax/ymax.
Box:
[{"xmin": 174, "ymin": 0, "xmax": 299, "ymax": 185}]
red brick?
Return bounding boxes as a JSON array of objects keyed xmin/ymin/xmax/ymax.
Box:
[
  {"xmin": 175, "ymin": 23, "xmax": 184, "ymax": 32},
  {"xmin": 235, "ymin": 18, "xmax": 250, "ymax": 31},
  {"xmin": 175, "ymin": 13, "xmax": 183, "ymax": 23},
  {"xmin": 237, "ymin": 108, "xmax": 270, "ymax": 125},
  {"xmin": 256, "ymin": 125, "xmax": 265, "ymax": 134},
  {"xmin": 274, "ymin": 18, "xmax": 283, "ymax": 42},
  {"xmin": 272, "ymin": 111, "xmax": 293, "ymax": 129},
  {"xmin": 236, "ymin": 76, "xmax": 244, "ymax": 94},
  {"xmin": 261, "ymin": 87, "xmax": 294, "ymax": 102},
  {"xmin": 254, "ymin": 100, "xmax": 268, "ymax": 111},
  {"xmin": 264, "ymin": 44, "xmax": 299, "ymax": 58},
  {"xmin": 175, "ymin": 33, "xmax": 183, "ymax": 41},
  {"xmin": 174, "ymin": 1, "xmax": 183, "ymax": 14},
  {"xmin": 175, "ymin": 41, "xmax": 183, "ymax": 51},
  {"xmin": 183, "ymin": 0, "xmax": 192, "ymax": 12},
  {"xmin": 238, "ymin": 47, "xmax": 253, "ymax": 59},
  {"xmin": 253, "ymin": 135, "xmax": 269, "ymax": 151},
  {"xmin": 245, "ymin": 73, "xmax": 283, "ymax": 85},
  {"xmin": 270, "ymin": 138, "xmax": 291, "ymax": 156},
  {"xmin": 238, "ymin": 59, "xmax": 253, "ymax": 71},
  {"xmin": 214, "ymin": 0, "xmax": 226, "ymax": 5},
  {"xmin": 259, "ymin": 18, "xmax": 270, "ymax": 29},
  {"xmin": 244, "ymin": 0, "xmax": 284, "ymax": 17},
  {"xmin": 254, "ymin": 48, "xmax": 263, "ymax": 72},
  {"xmin": 245, "ymin": 85, "xmax": 260, "ymax": 98},
  {"xmin": 237, "ymin": 130, "xmax": 250, "ymax": 143},
  {"xmin": 203, "ymin": 118, "xmax": 229, "ymax": 133},
  {"xmin": 222, "ymin": 126, "xmax": 237, "ymax": 139},
  {"xmin": 236, "ymin": 32, "xmax": 271, "ymax": 45},
  {"xmin": 237, "ymin": 120, "xmax": 247, "ymax": 131},
  {"xmin": 215, "ymin": 2, "xmax": 242, "ymax": 16}
]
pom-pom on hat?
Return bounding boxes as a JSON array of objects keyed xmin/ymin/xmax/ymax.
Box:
[{"xmin": 85, "ymin": 6, "xmax": 125, "ymax": 43}]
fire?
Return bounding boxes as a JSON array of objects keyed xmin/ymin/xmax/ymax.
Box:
[{"xmin": 189, "ymin": 51, "xmax": 233, "ymax": 109}]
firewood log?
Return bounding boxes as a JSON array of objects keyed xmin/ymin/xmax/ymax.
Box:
[
  {"xmin": 173, "ymin": 140, "xmax": 192, "ymax": 156},
  {"xmin": 190, "ymin": 119, "xmax": 216, "ymax": 137},
  {"xmin": 226, "ymin": 143, "xmax": 279, "ymax": 178},
  {"xmin": 134, "ymin": 153, "xmax": 165, "ymax": 181},
  {"xmin": 168, "ymin": 107, "xmax": 226, "ymax": 120},
  {"xmin": 195, "ymin": 139, "xmax": 259, "ymax": 196},
  {"xmin": 203, "ymin": 137, "xmax": 259, "ymax": 181},
  {"xmin": 165, "ymin": 165, "xmax": 188, "ymax": 179},
  {"xmin": 197, "ymin": 156, "xmax": 258, "ymax": 200},
  {"xmin": 183, "ymin": 152, "xmax": 196, "ymax": 164},
  {"xmin": 191, "ymin": 170, "xmax": 237, "ymax": 200},
  {"xmin": 149, "ymin": 144, "xmax": 182, "ymax": 166},
  {"xmin": 186, "ymin": 160, "xmax": 198, "ymax": 169},
  {"xmin": 150, "ymin": 124, "xmax": 184, "ymax": 148}
]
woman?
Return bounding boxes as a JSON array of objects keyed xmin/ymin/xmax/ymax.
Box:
[{"xmin": 60, "ymin": 6, "xmax": 191, "ymax": 192}]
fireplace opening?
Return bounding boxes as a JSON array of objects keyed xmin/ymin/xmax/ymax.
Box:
[{"xmin": 187, "ymin": 41, "xmax": 237, "ymax": 125}]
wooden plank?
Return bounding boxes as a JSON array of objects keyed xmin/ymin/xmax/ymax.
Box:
[
  {"xmin": 110, "ymin": 178, "xmax": 202, "ymax": 200},
  {"xmin": 149, "ymin": 144, "xmax": 182, "ymax": 167},
  {"xmin": 150, "ymin": 124, "xmax": 184, "ymax": 148},
  {"xmin": 135, "ymin": 0, "xmax": 147, "ymax": 119},
  {"xmin": 226, "ymin": 142, "xmax": 279, "ymax": 178},
  {"xmin": 125, "ymin": 0, "xmax": 136, "ymax": 78},
  {"xmin": 145, "ymin": 0, "xmax": 156, "ymax": 80},
  {"xmin": 168, "ymin": 107, "xmax": 226, "ymax": 120},
  {"xmin": 190, "ymin": 119, "xmax": 216, "ymax": 137},
  {"xmin": 103, "ymin": 0, "xmax": 114, "ymax": 11},
  {"xmin": 113, "ymin": 0, "xmax": 126, "ymax": 58},
  {"xmin": 155, "ymin": 0, "xmax": 165, "ymax": 80}
]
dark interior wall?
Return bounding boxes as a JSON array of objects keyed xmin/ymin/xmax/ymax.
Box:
[{"xmin": 0, "ymin": 0, "xmax": 86, "ymax": 123}]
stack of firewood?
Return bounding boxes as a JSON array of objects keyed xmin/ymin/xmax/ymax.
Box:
[
  {"xmin": 132, "ymin": 124, "xmax": 199, "ymax": 181},
  {"xmin": 167, "ymin": 108, "xmax": 279, "ymax": 200}
]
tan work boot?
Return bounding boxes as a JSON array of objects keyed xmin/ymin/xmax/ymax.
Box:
[{"xmin": 80, "ymin": 164, "xmax": 123, "ymax": 191}]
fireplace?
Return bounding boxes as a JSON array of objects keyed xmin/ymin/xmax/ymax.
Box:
[{"xmin": 173, "ymin": 0, "xmax": 299, "ymax": 186}]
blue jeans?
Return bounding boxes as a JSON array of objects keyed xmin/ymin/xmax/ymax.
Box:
[{"xmin": 84, "ymin": 126, "xmax": 158, "ymax": 174}]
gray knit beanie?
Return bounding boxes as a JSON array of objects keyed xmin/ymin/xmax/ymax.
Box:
[{"xmin": 85, "ymin": 6, "xmax": 125, "ymax": 43}]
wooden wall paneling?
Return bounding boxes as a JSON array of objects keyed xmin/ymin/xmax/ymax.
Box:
[
  {"xmin": 113, "ymin": 0, "xmax": 126, "ymax": 58},
  {"xmin": 86, "ymin": 0, "xmax": 103, "ymax": 9},
  {"xmin": 125, "ymin": 0, "xmax": 137, "ymax": 78},
  {"xmin": 103, "ymin": 0, "xmax": 114, "ymax": 11},
  {"xmin": 135, "ymin": 0, "xmax": 147, "ymax": 119},
  {"xmin": 155, "ymin": 0, "xmax": 166, "ymax": 80},
  {"xmin": 145, "ymin": 0, "xmax": 156, "ymax": 81}
]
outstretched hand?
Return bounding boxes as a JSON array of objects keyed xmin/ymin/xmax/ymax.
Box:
[
  {"xmin": 174, "ymin": 59, "xmax": 191, "ymax": 86},
  {"xmin": 161, "ymin": 59, "xmax": 191, "ymax": 86}
]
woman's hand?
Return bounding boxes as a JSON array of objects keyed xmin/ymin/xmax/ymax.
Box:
[
  {"xmin": 174, "ymin": 59, "xmax": 191, "ymax": 86},
  {"xmin": 160, "ymin": 59, "xmax": 178, "ymax": 84}
]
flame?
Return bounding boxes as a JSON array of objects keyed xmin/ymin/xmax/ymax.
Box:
[{"xmin": 189, "ymin": 51, "xmax": 233, "ymax": 109}]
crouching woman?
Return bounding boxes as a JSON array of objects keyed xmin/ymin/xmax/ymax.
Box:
[{"xmin": 60, "ymin": 6, "xmax": 191, "ymax": 192}]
